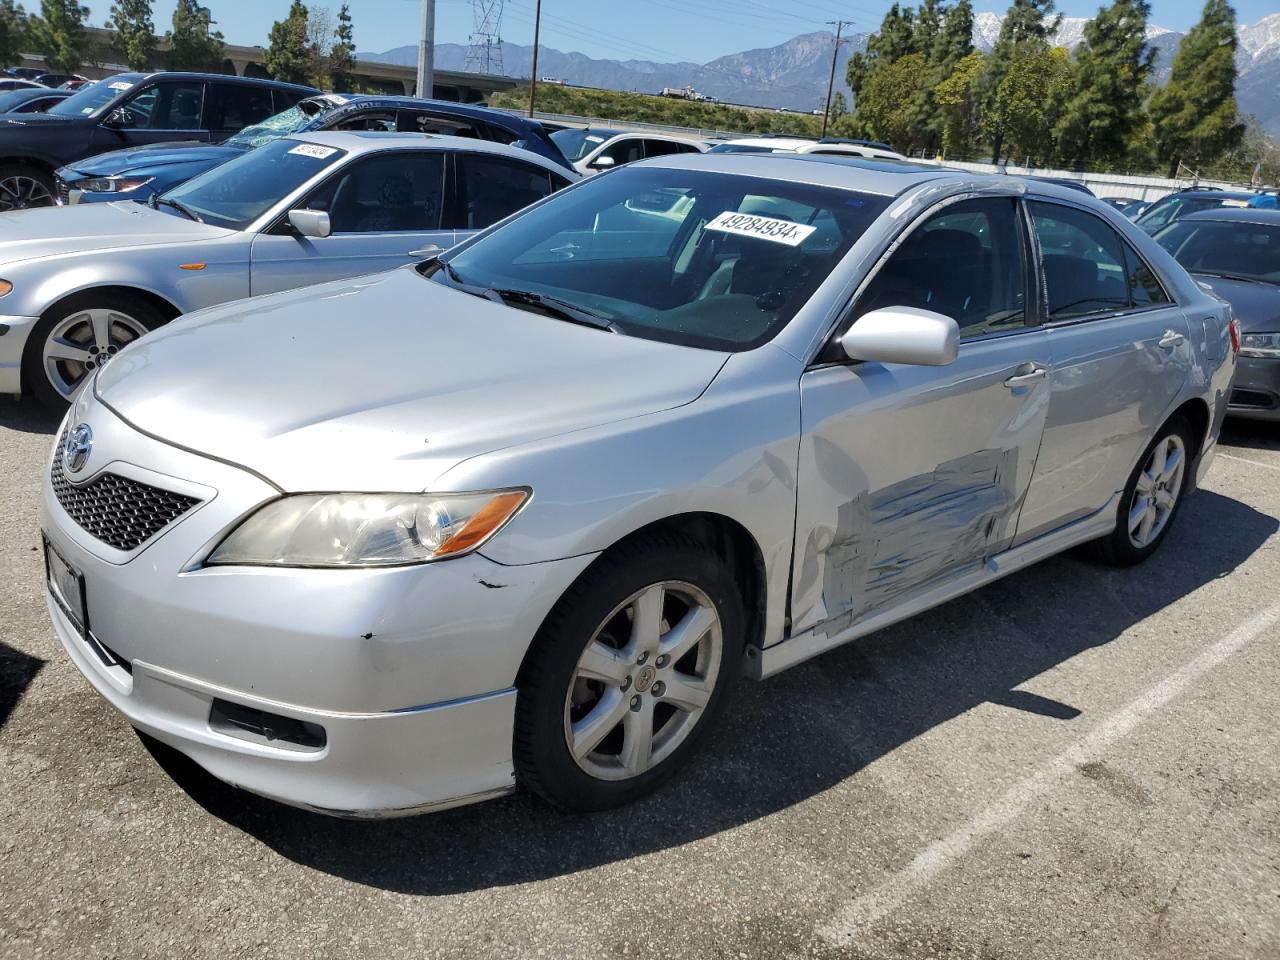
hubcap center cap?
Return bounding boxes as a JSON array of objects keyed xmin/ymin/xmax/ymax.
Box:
[{"xmin": 634, "ymin": 664, "xmax": 657, "ymax": 693}]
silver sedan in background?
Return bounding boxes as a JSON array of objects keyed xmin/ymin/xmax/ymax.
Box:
[
  {"xmin": 0, "ymin": 131, "xmax": 574, "ymax": 407},
  {"xmin": 41, "ymin": 154, "xmax": 1236, "ymax": 817}
]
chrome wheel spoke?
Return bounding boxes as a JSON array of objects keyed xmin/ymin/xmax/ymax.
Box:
[
  {"xmin": 1127, "ymin": 432, "xmax": 1187, "ymax": 549},
  {"xmin": 570, "ymin": 688, "xmax": 628, "ymax": 760},
  {"xmin": 44, "ymin": 338, "xmax": 92, "ymax": 364},
  {"xmin": 619, "ymin": 699, "xmax": 655, "ymax": 774},
  {"xmin": 629, "ymin": 583, "xmax": 664, "ymax": 653},
  {"xmin": 1137, "ymin": 506, "xmax": 1156, "ymax": 543},
  {"xmin": 1128, "ymin": 496, "xmax": 1149, "ymax": 533},
  {"xmin": 1154, "ymin": 488, "xmax": 1176, "ymax": 511},
  {"xmin": 658, "ymin": 602, "xmax": 716, "ymax": 664},
  {"xmin": 1160, "ymin": 447, "xmax": 1182, "ymax": 485},
  {"xmin": 576, "ymin": 640, "xmax": 631, "ymax": 686},
  {"xmin": 661, "ymin": 674, "xmax": 711, "ymax": 712},
  {"xmin": 89, "ymin": 310, "xmax": 114, "ymax": 351}
]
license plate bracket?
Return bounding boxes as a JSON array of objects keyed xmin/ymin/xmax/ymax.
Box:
[{"xmin": 43, "ymin": 533, "xmax": 89, "ymax": 641}]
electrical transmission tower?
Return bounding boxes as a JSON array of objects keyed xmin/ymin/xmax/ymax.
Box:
[{"xmin": 464, "ymin": 0, "xmax": 506, "ymax": 75}]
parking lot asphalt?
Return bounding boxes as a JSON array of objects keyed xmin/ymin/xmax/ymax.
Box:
[{"xmin": 2, "ymin": 397, "xmax": 1278, "ymax": 960}]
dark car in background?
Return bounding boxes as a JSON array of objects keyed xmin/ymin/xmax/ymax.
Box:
[
  {"xmin": 55, "ymin": 93, "xmax": 574, "ymax": 204},
  {"xmin": 0, "ymin": 71, "xmax": 317, "ymax": 212},
  {"xmin": 1155, "ymin": 207, "xmax": 1280, "ymax": 421},
  {"xmin": 0, "ymin": 88, "xmax": 70, "ymax": 114},
  {"xmin": 1135, "ymin": 189, "xmax": 1261, "ymax": 235}
]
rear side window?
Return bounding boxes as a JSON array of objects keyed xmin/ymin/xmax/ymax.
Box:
[
  {"xmin": 336, "ymin": 111, "xmax": 396, "ymax": 132},
  {"xmin": 455, "ymin": 154, "xmax": 556, "ymax": 229},
  {"xmin": 643, "ymin": 139, "xmax": 696, "ymax": 158},
  {"xmin": 398, "ymin": 111, "xmax": 483, "ymax": 139},
  {"xmin": 1030, "ymin": 202, "xmax": 1130, "ymax": 321},
  {"xmin": 1123, "ymin": 241, "xmax": 1170, "ymax": 306},
  {"xmin": 205, "ymin": 83, "xmax": 275, "ymax": 132},
  {"xmin": 855, "ymin": 197, "xmax": 1027, "ymax": 337},
  {"xmin": 601, "ymin": 138, "xmax": 645, "ymax": 166}
]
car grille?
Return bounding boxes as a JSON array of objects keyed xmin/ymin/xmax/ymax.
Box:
[{"xmin": 50, "ymin": 434, "xmax": 201, "ymax": 551}]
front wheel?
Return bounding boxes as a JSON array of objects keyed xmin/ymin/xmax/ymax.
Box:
[
  {"xmin": 515, "ymin": 533, "xmax": 744, "ymax": 811},
  {"xmin": 0, "ymin": 164, "xmax": 55, "ymax": 212},
  {"xmin": 1091, "ymin": 416, "xmax": 1195, "ymax": 566}
]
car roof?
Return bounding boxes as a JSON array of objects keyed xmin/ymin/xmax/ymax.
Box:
[
  {"xmin": 108, "ymin": 71, "xmax": 317, "ymax": 94},
  {"xmin": 316, "ymin": 94, "xmax": 541, "ymax": 127},
  {"xmin": 287, "ymin": 130, "xmax": 573, "ymax": 172},
  {"xmin": 1179, "ymin": 207, "xmax": 1280, "ymax": 225}
]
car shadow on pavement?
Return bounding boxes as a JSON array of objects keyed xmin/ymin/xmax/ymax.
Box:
[
  {"xmin": 0, "ymin": 397, "xmax": 61, "ymax": 436},
  {"xmin": 140, "ymin": 486, "xmax": 1277, "ymax": 896}
]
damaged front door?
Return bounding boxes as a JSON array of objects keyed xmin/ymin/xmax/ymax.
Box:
[{"xmin": 789, "ymin": 196, "xmax": 1051, "ymax": 636}]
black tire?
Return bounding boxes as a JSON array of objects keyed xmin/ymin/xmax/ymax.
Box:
[
  {"xmin": 23, "ymin": 291, "xmax": 168, "ymax": 411},
  {"xmin": 0, "ymin": 163, "xmax": 56, "ymax": 212},
  {"xmin": 1090, "ymin": 415, "xmax": 1196, "ymax": 566},
  {"xmin": 515, "ymin": 531, "xmax": 744, "ymax": 811}
]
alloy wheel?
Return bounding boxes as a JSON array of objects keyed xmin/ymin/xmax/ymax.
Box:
[
  {"xmin": 1127, "ymin": 433, "xmax": 1186, "ymax": 549},
  {"xmin": 0, "ymin": 174, "xmax": 53, "ymax": 212},
  {"xmin": 564, "ymin": 580, "xmax": 722, "ymax": 781},
  {"xmin": 42, "ymin": 308, "xmax": 150, "ymax": 399}
]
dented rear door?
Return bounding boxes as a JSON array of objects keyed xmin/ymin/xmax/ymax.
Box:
[{"xmin": 789, "ymin": 329, "xmax": 1052, "ymax": 635}]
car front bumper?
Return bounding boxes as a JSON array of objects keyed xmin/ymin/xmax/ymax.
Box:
[
  {"xmin": 0, "ymin": 314, "xmax": 40, "ymax": 395},
  {"xmin": 41, "ymin": 397, "xmax": 597, "ymax": 816},
  {"xmin": 1228, "ymin": 354, "xmax": 1280, "ymax": 421}
]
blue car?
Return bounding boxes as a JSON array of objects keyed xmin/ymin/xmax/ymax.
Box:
[{"xmin": 56, "ymin": 94, "xmax": 573, "ymax": 204}]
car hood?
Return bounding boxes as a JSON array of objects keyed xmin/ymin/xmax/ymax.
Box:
[
  {"xmin": 94, "ymin": 268, "xmax": 730, "ymax": 492},
  {"xmin": 66, "ymin": 142, "xmax": 242, "ymax": 176},
  {"xmin": 1194, "ymin": 275, "xmax": 1280, "ymax": 332},
  {"xmin": 0, "ymin": 201, "xmax": 232, "ymax": 263}
]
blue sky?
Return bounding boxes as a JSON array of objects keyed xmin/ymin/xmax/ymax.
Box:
[{"xmin": 82, "ymin": 1, "xmax": 1276, "ymax": 63}]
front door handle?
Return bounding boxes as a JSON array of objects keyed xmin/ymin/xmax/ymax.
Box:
[
  {"xmin": 1003, "ymin": 363, "xmax": 1047, "ymax": 388},
  {"xmin": 1158, "ymin": 329, "xmax": 1186, "ymax": 350},
  {"xmin": 407, "ymin": 244, "xmax": 444, "ymax": 259}
]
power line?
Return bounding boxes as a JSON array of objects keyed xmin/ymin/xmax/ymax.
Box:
[{"xmin": 821, "ymin": 20, "xmax": 853, "ymax": 137}]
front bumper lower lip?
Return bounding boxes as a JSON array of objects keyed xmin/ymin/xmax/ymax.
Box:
[{"xmin": 49, "ymin": 594, "xmax": 521, "ymax": 817}]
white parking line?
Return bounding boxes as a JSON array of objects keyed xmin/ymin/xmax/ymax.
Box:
[
  {"xmin": 818, "ymin": 599, "xmax": 1280, "ymax": 946},
  {"xmin": 1218, "ymin": 452, "xmax": 1280, "ymax": 472}
]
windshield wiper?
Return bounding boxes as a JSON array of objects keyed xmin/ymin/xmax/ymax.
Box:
[
  {"xmin": 151, "ymin": 194, "xmax": 202, "ymax": 223},
  {"xmin": 489, "ymin": 288, "xmax": 621, "ymax": 333},
  {"xmin": 1197, "ymin": 271, "xmax": 1268, "ymax": 285}
]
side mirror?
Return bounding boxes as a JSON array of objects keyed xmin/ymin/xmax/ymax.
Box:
[
  {"xmin": 288, "ymin": 209, "xmax": 331, "ymax": 239},
  {"xmin": 103, "ymin": 106, "xmax": 133, "ymax": 128},
  {"xmin": 588, "ymin": 154, "xmax": 616, "ymax": 170},
  {"xmin": 840, "ymin": 306, "xmax": 959, "ymax": 366}
]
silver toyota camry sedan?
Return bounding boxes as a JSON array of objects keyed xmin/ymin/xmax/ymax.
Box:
[
  {"xmin": 0, "ymin": 131, "xmax": 573, "ymax": 408},
  {"xmin": 42, "ymin": 154, "xmax": 1237, "ymax": 817}
]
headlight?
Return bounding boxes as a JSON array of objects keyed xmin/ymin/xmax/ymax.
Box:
[
  {"xmin": 78, "ymin": 176, "xmax": 155, "ymax": 193},
  {"xmin": 206, "ymin": 489, "xmax": 530, "ymax": 568},
  {"xmin": 0, "ymin": 280, "xmax": 10, "ymax": 297},
  {"xmin": 1239, "ymin": 332, "xmax": 1280, "ymax": 358}
]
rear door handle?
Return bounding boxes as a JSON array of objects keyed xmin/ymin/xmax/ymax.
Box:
[
  {"xmin": 1158, "ymin": 329, "xmax": 1186, "ymax": 349},
  {"xmin": 1003, "ymin": 363, "xmax": 1047, "ymax": 388}
]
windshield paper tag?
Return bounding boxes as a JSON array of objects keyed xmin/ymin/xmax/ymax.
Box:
[
  {"xmin": 288, "ymin": 144, "xmax": 338, "ymax": 159},
  {"xmin": 108, "ymin": 81, "xmax": 133, "ymax": 91},
  {"xmin": 705, "ymin": 211, "xmax": 816, "ymax": 247}
]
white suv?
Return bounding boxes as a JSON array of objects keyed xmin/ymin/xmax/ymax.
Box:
[
  {"xmin": 550, "ymin": 127, "xmax": 708, "ymax": 176},
  {"xmin": 709, "ymin": 136, "xmax": 906, "ymax": 160}
]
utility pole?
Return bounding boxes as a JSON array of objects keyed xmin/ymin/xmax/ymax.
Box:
[
  {"xmin": 416, "ymin": 0, "xmax": 435, "ymax": 99},
  {"xmin": 821, "ymin": 20, "xmax": 852, "ymax": 139},
  {"xmin": 527, "ymin": 0, "xmax": 542, "ymax": 118}
]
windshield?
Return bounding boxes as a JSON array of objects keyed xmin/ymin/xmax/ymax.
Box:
[
  {"xmin": 160, "ymin": 138, "xmax": 347, "ymax": 230},
  {"xmin": 550, "ymin": 128, "xmax": 618, "ymax": 162},
  {"xmin": 226, "ymin": 97, "xmax": 337, "ymax": 149},
  {"xmin": 1156, "ymin": 219, "xmax": 1280, "ymax": 284},
  {"xmin": 48, "ymin": 74, "xmax": 143, "ymax": 117},
  {"xmin": 435, "ymin": 166, "xmax": 889, "ymax": 351}
]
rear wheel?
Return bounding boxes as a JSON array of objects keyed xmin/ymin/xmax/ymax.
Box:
[
  {"xmin": 515, "ymin": 533, "xmax": 743, "ymax": 811},
  {"xmin": 0, "ymin": 164, "xmax": 55, "ymax": 212},
  {"xmin": 23, "ymin": 292, "xmax": 168, "ymax": 410},
  {"xmin": 1091, "ymin": 416, "xmax": 1194, "ymax": 566}
]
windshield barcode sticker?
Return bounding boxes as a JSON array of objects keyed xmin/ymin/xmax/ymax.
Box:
[
  {"xmin": 108, "ymin": 81, "xmax": 133, "ymax": 91},
  {"xmin": 705, "ymin": 211, "xmax": 817, "ymax": 247},
  {"xmin": 288, "ymin": 144, "xmax": 338, "ymax": 159}
]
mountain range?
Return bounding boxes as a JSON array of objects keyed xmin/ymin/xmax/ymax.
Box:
[{"xmin": 358, "ymin": 12, "xmax": 1280, "ymax": 137}]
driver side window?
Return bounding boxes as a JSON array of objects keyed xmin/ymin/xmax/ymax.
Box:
[
  {"xmin": 302, "ymin": 152, "xmax": 444, "ymax": 234},
  {"xmin": 122, "ymin": 82, "xmax": 205, "ymax": 130},
  {"xmin": 853, "ymin": 197, "xmax": 1028, "ymax": 337}
]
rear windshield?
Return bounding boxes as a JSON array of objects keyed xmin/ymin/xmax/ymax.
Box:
[
  {"xmin": 1156, "ymin": 218, "xmax": 1280, "ymax": 284},
  {"xmin": 48, "ymin": 74, "xmax": 143, "ymax": 117},
  {"xmin": 436, "ymin": 166, "xmax": 889, "ymax": 352}
]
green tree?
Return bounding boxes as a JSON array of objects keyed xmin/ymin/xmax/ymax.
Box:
[
  {"xmin": 934, "ymin": 50, "xmax": 986, "ymax": 157},
  {"xmin": 847, "ymin": 3, "xmax": 917, "ymax": 99},
  {"xmin": 265, "ymin": 0, "xmax": 310, "ymax": 85},
  {"xmin": 932, "ymin": 0, "xmax": 975, "ymax": 70},
  {"xmin": 1054, "ymin": 0, "xmax": 1155, "ymax": 167},
  {"xmin": 330, "ymin": 2, "xmax": 354, "ymax": 91},
  {"xmin": 986, "ymin": 45, "xmax": 1070, "ymax": 164},
  {"xmin": 0, "ymin": 1, "xmax": 28, "ymax": 68},
  {"xmin": 165, "ymin": 0, "xmax": 224, "ymax": 72},
  {"xmin": 911, "ymin": 0, "xmax": 975, "ymax": 152},
  {"xmin": 1149, "ymin": 0, "xmax": 1243, "ymax": 178},
  {"xmin": 28, "ymin": 0, "xmax": 90, "ymax": 74},
  {"xmin": 853, "ymin": 51, "xmax": 931, "ymax": 152},
  {"xmin": 106, "ymin": 0, "xmax": 154, "ymax": 70},
  {"xmin": 982, "ymin": 0, "xmax": 1061, "ymax": 163}
]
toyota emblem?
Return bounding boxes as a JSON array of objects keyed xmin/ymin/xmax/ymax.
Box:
[{"xmin": 63, "ymin": 423, "xmax": 93, "ymax": 473}]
